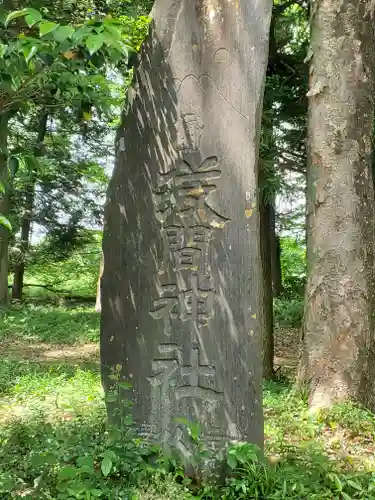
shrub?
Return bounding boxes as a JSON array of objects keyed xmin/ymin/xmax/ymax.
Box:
[{"xmin": 274, "ymin": 297, "xmax": 303, "ymax": 328}]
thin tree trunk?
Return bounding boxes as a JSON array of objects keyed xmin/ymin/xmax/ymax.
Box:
[
  {"xmin": 0, "ymin": 114, "xmax": 9, "ymax": 306},
  {"xmin": 260, "ymin": 165, "xmax": 274, "ymax": 380},
  {"xmin": 12, "ymin": 111, "xmax": 48, "ymax": 300},
  {"xmin": 95, "ymin": 250, "xmax": 104, "ymax": 312},
  {"xmin": 299, "ymin": 0, "xmax": 375, "ymax": 410},
  {"xmin": 269, "ymin": 202, "xmax": 283, "ymax": 297}
]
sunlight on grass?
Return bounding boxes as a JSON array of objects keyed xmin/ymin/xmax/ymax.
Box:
[
  {"xmin": 1, "ymin": 304, "xmax": 375, "ymax": 499},
  {"xmin": 0, "ymin": 360, "xmax": 104, "ymax": 424},
  {"xmin": 0, "ymin": 303, "xmax": 99, "ymax": 344}
]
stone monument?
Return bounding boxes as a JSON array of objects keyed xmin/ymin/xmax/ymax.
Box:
[{"xmin": 101, "ymin": 0, "xmax": 272, "ymax": 462}]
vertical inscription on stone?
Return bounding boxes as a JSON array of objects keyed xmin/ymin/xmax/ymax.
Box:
[{"xmin": 147, "ymin": 115, "xmax": 230, "ymax": 446}]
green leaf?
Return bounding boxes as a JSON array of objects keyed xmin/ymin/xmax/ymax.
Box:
[
  {"xmin": 105, "ymin": 47, "xmax": 121, "ymax": 65},
  {"xmin": 111, "ymin": 41, "xmax": 131, "ymax": 60},
  {"xmin": 5, "ymin": 9, "xmax": 27, "ymax": 27},
  {"xmin": 105, "ymin": 392, "xmax": 117, "ymax": 403},
  {"xmin": 90, "ymin": 490, "xmax": 102, "ymax": 498},
  {"xmin": 22, "ymin": 44, "xmax": 38, "ymax": 63},
  {"xmin": 118, "ymin": 381, "xmax": 131, "ymax": 390},
  {"xmin": 0, "ymin": 44, "xmax": 6, "ymax": 58},
  {"xmin": 72, "ymin": 25, "xmax": 92, "ymax": 42},
  {"xmin": 341, "ymin": 493, "xmax": 352, "ymax": 500},
  {"xmin": 123, "ymin": 413, "xmax": 132, "ymax": 426},
  {"xmin": 333, "ymin": 474, "xmax": 343, "ymax": 491},
  {"xmin": 0, "ymin": 181, "xmax": 4, "ymax": 194},
  {"xmin": 226, "ymin": 454, "xmax": 237, "ymax": 470},
  {"xmin": 103, "ymin": 23, "xmax": 122, "ymax": 41},
  {"xmin": 40, "ymin": 21, "xmax": 59, "ymax": 37},
  {"xmin": 100, "ymin": 456, "xmax": 112, "ymax": 477},
  {"xmin": 86, "ymin": 34, "xmax": 104, "ymax": 55},
  {"xmin": 175, "ymin": 417, "xmax": 189, "ymax": 427},
  {"xmin": 24, "ymin": 8, "xmax": 42, "ymax": 27},
  {"xmin": 53, "ymin": 26, "xmax": 75, "ymax": 43},
  {"xmin": 346, "ymin": 480, "xmax": 363, "ymax": 491},
  {"xmin": 8, "ymin": 156, "xmax": 19, "ymax": 176},
  {"xmin": 77, "ymin": 456, "xmax": 94, "ymax": 468},
  {"xmin": 188, "ymin": 421, "xmax": 201, "ymax": 441},
  {"xmin": 83, "ymin": 111, "xmax": 92, "ymax": 121},
  {"xmin": 103, "ymin": 450, "xmax": 117, "ymax": 461},
  {"xmin": 33, "ymin": 474, "xmax": 43, "ymax": 489},
  {"xmin": 102, "ymin": 31, "xmax": 117, "ymax": 46},
  {"xmin": 24, "ymin": 154, "xmax": 40, "ymax": 171},
  {"xmin": 58, "ymin": 465, "xmax": 78, "ymax": 480},
  {"xmin": 0, "ymin": 216, "xmax": 11, "ymax": 231},
  {"xmin": 25, "ymin": 14, "xmax": 36, "ymax": 27}
]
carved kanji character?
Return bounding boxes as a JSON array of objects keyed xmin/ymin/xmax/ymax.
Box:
[
  {"xmin": 175, "ymin": 346, "xmax": 223, "ymax": 430},
  {"xmin": 150, "ymin": 285, "xmax": 179, "ymax": 335},
  {"xmin": 153, "ymin": 157, "xmax": 229, "ymax": 228},
  {"xmin": 174, "ymin": 247, "xmax": 202, "ymax": 271},
  {"xmin": 179, "ymin": 275, "xmax": 215, "ymax": 327},
  {"xmin": 164, "ymin": 225, "xmax": 184, "ymax": 250}
]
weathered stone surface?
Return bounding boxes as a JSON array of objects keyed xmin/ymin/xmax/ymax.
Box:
[{"xmin": 101, "ymin": 0, "xmax": 272, "ymax": 459}]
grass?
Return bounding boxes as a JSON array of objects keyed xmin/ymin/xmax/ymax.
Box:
[
  {"xmin": 0, "ymin": 303, "xmax": 99, "ymax": 344},
  {"xmin": 1, "ymin": 304, "xmax": 375, "ymax": 499}
]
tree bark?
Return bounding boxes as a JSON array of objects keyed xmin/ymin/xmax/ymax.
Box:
[
  {"xmin": 12, "ymin": 111, "xmax": 48, "ymax": 300},
  {"xmin": 260, "ymin": 165, "xmax": 274, "ymax": 380},
  {"xmin": 299, "ymin": 0, "xmax": 375, "ymax": 411},
  {"xmin": 0, "ymin": 114, "xmax": 9, "ymax": 306},
  {"xmin": 95, "ymin": 250, "xmax": 104, "ymax": 312}
]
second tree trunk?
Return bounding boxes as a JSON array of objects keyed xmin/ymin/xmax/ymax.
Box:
[
  {"xmin": 299, "ymin": 0, "xmax": 375, "ymax": 410},
  {"xmin": 12, "ymin": 111, "xmax": 48, "ymax": 300}
]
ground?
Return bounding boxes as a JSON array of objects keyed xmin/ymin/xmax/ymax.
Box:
[{"xmin": 1, "ymin": 303, "xmax": 375, "ymax": 499}]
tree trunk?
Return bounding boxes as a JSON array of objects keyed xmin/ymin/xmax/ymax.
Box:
[
  {"xmin": 95, "ymin": 250, "xmax": 104, "ymax": 312},
  {"xmin": 12, "ymin": 111, "xmax": 48, "ymax": 300},
  {"xmin": 269, "ymin": 203, "xmax": 283, "ymax": 297},
  {"xmin": 299, "ymin": 0, "xmax": 375, "ymax": 411},
  {"xmin": 260, "ymin": 165, "xmax": 274, "ymax": 380},
  {"xmin": 0, "ymin": 114, "xmax": 9, "ymax": 306}
]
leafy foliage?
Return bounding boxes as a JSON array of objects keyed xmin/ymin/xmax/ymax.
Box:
[
  {"xmin": 274, "ymin": 296, "xmax": 303, "ymax": 328},
  {"xmin": 0, "ymin": 0, "xmax": 151, "ymax": 300},
  {"xmin": 280, "ymin": 236, "xmax": 306, "ymax": 298},
  {"xmin": 0, "ymin": 6, "xmax": 139, "ymax": 115},
  {"xmin": 21, "ymin": 231, "xmax": 102, "ymax": 299},
  {"xmin": 273, "ymin": 236, "xmax": 305, "ymax": 328}
]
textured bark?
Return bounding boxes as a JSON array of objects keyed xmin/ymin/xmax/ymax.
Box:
[
  {"xmin": 260, "ymin": 165, "xmax": 274, "ymax": 380},
  {"xmin": 260, "ymin": 202, "xmax": 275, "ymax": 380},
  {"xmin": 0, "ymin": 114, "xmax": 9, "ymax": 306},
  {"xmin": 12, "ymin": 111, "xmax": 48, "ymax": 300},
  {"xmin": 299, "ymin": 0, "xmax": 375, "ymax": 410}
]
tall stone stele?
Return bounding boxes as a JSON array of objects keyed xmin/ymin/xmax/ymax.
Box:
[{"xmin": 101, "ymin": 0, "xmax": 272, "ymax": 462}]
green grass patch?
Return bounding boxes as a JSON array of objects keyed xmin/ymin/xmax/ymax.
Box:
[
  {"xmin": 0, "ymin": 303, "xmax": 99, "ymax": 344},
  {"xmin": 1, "ymin": 304, "xmax": 375, "ymax": 499}
]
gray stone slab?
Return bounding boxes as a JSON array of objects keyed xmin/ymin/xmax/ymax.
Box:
[{"xmin": 101, "ymin": 0, "xmax": 272, "ymax": 461}]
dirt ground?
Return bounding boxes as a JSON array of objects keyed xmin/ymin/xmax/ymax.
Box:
[
  {"xmin": 0, "ymin": 338, "xmax": 99, "ymax": 363},
  {"xmin": 0, "ymin": 327, "xmax": 298, "ymax": 371}
]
